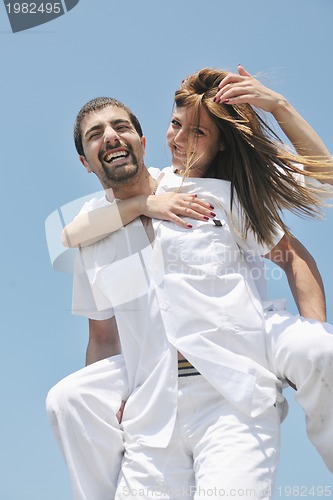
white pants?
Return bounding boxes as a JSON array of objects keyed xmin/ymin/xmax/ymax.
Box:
[
  {"xmin": 265, "ymin": 311, "xmax": 333, "ymax": 472},
  {"xmin": 116, "ymin": 375, "xmax": 281, "ymax": 500},
  {"xmin": 46, "ymin": 313, "xmax": 333, "ymax": 499},
  {"xmin": 46, "ymin": 354, "xmax": 128, "ymax": 500}
]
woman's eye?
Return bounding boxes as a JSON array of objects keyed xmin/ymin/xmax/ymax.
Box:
[
  {"xmin": 193, "ymin": 128, "xmax": 205, "ymax": 136},
  {"xmin": 171, "ymin": 119, "xmax": 181, "ymax": 127}
]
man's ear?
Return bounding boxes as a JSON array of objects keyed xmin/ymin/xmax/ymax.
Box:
[
  {"xmin": 79, "ymin": 155, "xmax": 93, "ymax": 173},
  {"xmin": 141, "ymin": 136, "xmax": 147, "ymax": 156}
]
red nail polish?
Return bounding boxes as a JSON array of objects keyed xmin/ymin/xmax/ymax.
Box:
[
  {"xmin": 203, "ymin": 216, "xmax": 209, "ymax": 221},
  {"xmin": 223, "ymin": 99, "xmax": 229, "ymax": 104},
  {"xmin": 211, "ymin": 212, "xmax": 216, "ymax": 217},
  {"xmin": 187, "ymin": 224, "xmax": 193, "ymax": 229}
]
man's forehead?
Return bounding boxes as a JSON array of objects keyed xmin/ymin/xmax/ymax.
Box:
[{"xmin": 82, "ymin": 106, "xmax": 131, "ymax": 129}]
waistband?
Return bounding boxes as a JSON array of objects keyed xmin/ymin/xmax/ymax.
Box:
[{"xmin": 178, "ymin": 358, "xmax": 200, "ymax": 377}]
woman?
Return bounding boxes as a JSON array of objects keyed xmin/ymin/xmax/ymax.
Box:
[{"xmin": 54, "ymin": 66, "xmax": 333, "ymax": 499}]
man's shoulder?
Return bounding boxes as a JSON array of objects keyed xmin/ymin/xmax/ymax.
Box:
[
  {"xmin": 77, "ymin": 193, "xmax": 110, "ymax": 216},
  {"xmin": 148, "ymin": 166, "xmax": 170, "ymax": 178}
]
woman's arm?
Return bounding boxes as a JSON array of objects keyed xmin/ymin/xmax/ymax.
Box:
[
  {"xmin": 216, "ymin": 65, "xmax": 333, "ymax": 182},
  {"xmin": 265, "ymin": 234, "xmax": 326, "ymax": 322},
  {"xmin": 62, "ymin": 191, "xmax": 216, "ymax": 248}
]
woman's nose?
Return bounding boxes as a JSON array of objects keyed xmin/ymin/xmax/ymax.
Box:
[{"xmin": 174, "ymin": 127, "xmax": 187, "ymax": 146}]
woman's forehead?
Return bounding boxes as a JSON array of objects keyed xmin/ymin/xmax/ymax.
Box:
[{"xmin": 173, "ymin": 105, "xmax": 218, "ymax": 132}]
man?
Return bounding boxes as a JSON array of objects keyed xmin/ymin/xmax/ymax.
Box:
[
  {"xmin": 47, "ymin": 98, "xmax": 182, "ymax": 500},
  {"xmin": 47, "ymin": 95, "xmax": 333, "ymax": 500}
]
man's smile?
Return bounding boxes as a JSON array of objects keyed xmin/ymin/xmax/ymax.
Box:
[{"xmin": 104, "ymin": 149, "xmax": 130, "ymax": 164}]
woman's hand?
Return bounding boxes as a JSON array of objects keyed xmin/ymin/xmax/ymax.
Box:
[
  {"xmin": 142, "ymin": 192, "xmax": 216, "ymax": 228},
  {"xmin": 215, "ymin": 65, "xmax": 332, "ymax": 174},
  {"xmin": 215, "ymin": 64, "xmax": 286, "ymax": 116}
]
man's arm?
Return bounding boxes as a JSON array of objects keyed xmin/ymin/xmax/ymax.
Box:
[
  {"xmin": 265, "ymin": 234, "xmax": 326, "ymax": 322},
  {"xmin": 86, "ymin": 317, "xmax": 126, "ymax": 423},
  {"xmin": 86, "ymin": 316, "xmax": 121, "ymax": 366}
]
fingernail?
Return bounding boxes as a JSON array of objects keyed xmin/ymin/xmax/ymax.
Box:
[
  {"xmin": 187, "ymin": 224, "xmax": 193, "ymax": 229},
  {"xmin": 213, "ymin": 97, "xmax": 217, "ymax": 102},
  {"xmin": 210, "ymin": 204, "xmax": 215, "ymax": 209},
  {"xmin": 211, "ymin": 212, "xmax": 216, "ymax": 217},
  {"xmin": 203, "ymin": 216, "xmax": 209, "ymax": 221},
  {"xmin": 223, "ymin": 99, "xmax": 229, "ymax": 104}
]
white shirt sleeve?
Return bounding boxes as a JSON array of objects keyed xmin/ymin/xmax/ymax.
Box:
[
  {"xmin": 71, "ymin": 196, "xmax": 115, "ymax": 320},
  {"xmin": 72, "ymin": 250, "xmax": 115, "ymax": 320}
]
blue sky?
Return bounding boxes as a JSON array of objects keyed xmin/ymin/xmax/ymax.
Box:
[{"xmin": 1, "ymin": 1, "xmax": 332, "ymax": 498}]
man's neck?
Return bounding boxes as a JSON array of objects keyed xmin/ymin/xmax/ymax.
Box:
[{"xmin": 105, "ymin": 168, "xmax": 156, "ymax": 200}]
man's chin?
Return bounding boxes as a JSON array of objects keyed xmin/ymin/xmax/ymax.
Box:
[{"xmin": 104, "ymin": 163, "xmax": 139, "ymax": 184}]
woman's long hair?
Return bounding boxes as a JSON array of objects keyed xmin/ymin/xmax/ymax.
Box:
[{"xmin": 174, "ymin": 68, "xmax": 332, "ymax": 246}]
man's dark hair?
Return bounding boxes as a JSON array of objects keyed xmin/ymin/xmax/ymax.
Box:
[{"xmin": 74, "ymin": 97, "xmax": 143, "ymax": 156}]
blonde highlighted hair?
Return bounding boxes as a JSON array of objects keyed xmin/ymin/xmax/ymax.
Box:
[{"xmin": 174, "ymin": 68, "xmax": 332, "ymax": 247}]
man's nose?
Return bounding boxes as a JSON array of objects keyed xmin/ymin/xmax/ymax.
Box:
[{"xmin": 104, "ymin": 126, "xmax": 120, "ymax": 145}]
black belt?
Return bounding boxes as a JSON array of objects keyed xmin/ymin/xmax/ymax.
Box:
[{"xmin": 178, "ymin": 358, "xmax": 200, "ymax": 377}]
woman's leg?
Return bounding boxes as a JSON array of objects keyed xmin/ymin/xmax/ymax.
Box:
[{"xmin": 265, "ymin": 311, "xmax": 333, "ymax": 471}]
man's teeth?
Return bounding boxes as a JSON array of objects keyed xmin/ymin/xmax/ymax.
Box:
[{"xmin": 105, "ymin": 151, "xmax": 129, "ymax": 163}]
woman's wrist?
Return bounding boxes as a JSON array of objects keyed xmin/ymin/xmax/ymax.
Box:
[
  {"xmin": 135, "ymin": 194, "xmax": 150, "ymax": 217},
  {"xmin": 270, "ymin": 96, "xmax": 292, "ymax": 122}
]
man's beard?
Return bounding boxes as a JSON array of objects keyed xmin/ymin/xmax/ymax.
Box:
[
  {"xmin": 99, "ymin": 144, "xmax": 140, "ymax": 186},
  {"xmin": 102, "ymin": 159, "xmax": 140, "ymax": 185}
]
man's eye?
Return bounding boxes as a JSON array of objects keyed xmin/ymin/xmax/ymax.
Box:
[{"xmin": 89, "ymin": 132, "xmax": 101, "ymax": 140}]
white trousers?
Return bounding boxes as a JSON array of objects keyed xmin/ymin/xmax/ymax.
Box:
[
  {"xmin": 46, "ymin": 355, "xmax": 128, "ymax": 500},
  {"xmin": 46, "ymin": 313, "xmax": 333, "ymax": 499},
  {"xmin": 116, "ymin": 375, "xmax": 281, "ymax": 500},
  {"xmin": 265, "ymin": 311, "xmax": 333, "ymax": 472}
]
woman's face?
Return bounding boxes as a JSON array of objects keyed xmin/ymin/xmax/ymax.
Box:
[{"xmin": 166, "ymin": 105, "xmax": 224, "ymax": 175}]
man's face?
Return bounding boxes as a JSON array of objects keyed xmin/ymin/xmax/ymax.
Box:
[
  {"xmin": 166, "ymin": 105, "xmax": 224, "ymax": 175},
  {"xmin": 79, "ymin": 106, "xmax": 146, "ymax": 188}
]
